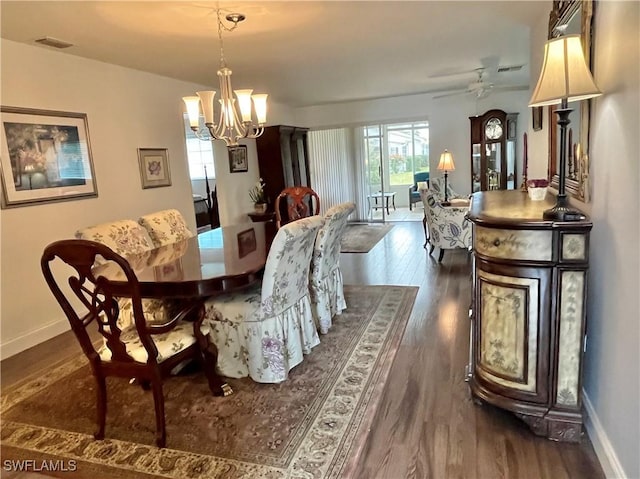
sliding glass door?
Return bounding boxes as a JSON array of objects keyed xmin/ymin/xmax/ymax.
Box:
[
  {"xmin": 359, "ymin": 121, "xmax": 429, "ymax": 222},
  {"xmin": 363, "ymin": 125, "xmax": 386, "ymax": 222}
]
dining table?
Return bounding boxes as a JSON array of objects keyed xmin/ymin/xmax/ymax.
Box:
[{"xmin": 96, "ymin": 221, "xmax": 277, "ymax": 299}]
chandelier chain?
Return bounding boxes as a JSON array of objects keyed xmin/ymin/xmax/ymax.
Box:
[{"xmin": 216, "ymin": 8, "xmax": 241, "ymax": 69}]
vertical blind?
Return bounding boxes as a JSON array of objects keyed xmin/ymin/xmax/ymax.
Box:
[{"xmin": 307, "ymin": 128, "xmax": 358, "ymax": 216}]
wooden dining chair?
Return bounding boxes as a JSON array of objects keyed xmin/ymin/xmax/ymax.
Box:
[
  {"xmin": 309, "ymin": 201, "xmax": 355, "ymax": 334},
  {"xmin": 274, "ymin": 186, "xmax": 320, "ymax": 228},
  {"xmin": 41, "ymin": 239, "xmax": 228, "ymax": 448}
]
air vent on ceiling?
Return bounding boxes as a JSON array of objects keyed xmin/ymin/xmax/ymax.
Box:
[
  {"xmin": 497, "ymin": 65, "xmax": 523, "ymax": 73},
  {"xmin": 35, "ymin": 37, "xmax": 74, "ymax": 49}
]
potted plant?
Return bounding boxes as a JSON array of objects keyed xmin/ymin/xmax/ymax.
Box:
[{"xmin": 249, "ymin": 178, "xmax": 267, "ymax": 213}]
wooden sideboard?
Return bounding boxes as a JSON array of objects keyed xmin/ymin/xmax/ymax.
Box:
[{"xmin": 466, "ymin": 190, "xmax": 592, "ymax": 442}]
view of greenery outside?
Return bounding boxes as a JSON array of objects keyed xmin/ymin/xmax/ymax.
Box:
[
  {"xmin": 388, "ymin": 123, "xmax": 429, "ymax": 186},
  {"xmin": 363, "ymin": 122, "xmax": 429, "ymax": 191}
]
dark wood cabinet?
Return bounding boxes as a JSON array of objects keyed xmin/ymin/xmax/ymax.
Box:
[
  {"xmin": 470, "ymin": 110, "xmax": 518, "ymax": 192},
  {"xmin": 255, "ymin": 125, "xmax": 311, "ymax": 210},
  {"xmin": 467, "ymin": 190, "xmax": 592, "ymax": 442}
]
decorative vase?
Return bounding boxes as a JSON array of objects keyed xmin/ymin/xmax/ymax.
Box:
[
  {"xmin": 528, "ymin": 187, "xmax": 548, "ymax": 201},
  {"xmin": 254, "ymin": 203, "xmax": 267, "ymax": 213}
]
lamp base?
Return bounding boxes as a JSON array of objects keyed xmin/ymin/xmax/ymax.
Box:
[{"xmin": 542, "ymin": 204, "xmax": 587, "ymax": 222}]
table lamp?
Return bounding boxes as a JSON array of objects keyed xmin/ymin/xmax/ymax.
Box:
[
  {"xmin": 437, "ymin": 149, "xmax": 455, "ymax": 206},
  {"xmin": 529, "ymin": 34, "xmax": 602, "ymax": 221}
]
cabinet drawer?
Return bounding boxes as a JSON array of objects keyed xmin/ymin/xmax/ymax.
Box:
[{"xmin": 475, "ymin": 226, "xmax": 552, "ymax": 261}]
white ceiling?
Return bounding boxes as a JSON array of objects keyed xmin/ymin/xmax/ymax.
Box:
[{"xmin": 0, "ymin": 1, "xmax": 549, "ymax": 108}]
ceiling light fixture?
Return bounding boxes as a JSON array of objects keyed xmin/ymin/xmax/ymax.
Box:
[{"xmin": 183, "ymin": 10, "xmax": 267, "ymax": 147}]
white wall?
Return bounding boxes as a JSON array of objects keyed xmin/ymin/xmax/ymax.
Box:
[
  {"xmin": 294, "ymin": 90, "xmax": 531, "ymax": 199},
  {"xmin": 0, "ymin": 39, "xmax": 294, "ymax": 358},
  {"xmin": 581, "ymin": 2, "xmax": 639, "ymax": 478}
]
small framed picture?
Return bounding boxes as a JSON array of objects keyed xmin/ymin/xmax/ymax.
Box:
[
  {"xmin": 237, "ymin": 227, "xmax": 257, "ymax": 258},
  {"xmin": 228, "ymin": 145, "xmax": 248, "ymax": 173},
  {"xmin": 138, "ymin": 148, "xmax": 171, "ymax": 188},
  {"xmin": 0, "ymin": 106, "xmax": 98, "ymax": 208},
  {"xmin": 532, "ymin": 107, "xmax": 543, "ymax": 131}
]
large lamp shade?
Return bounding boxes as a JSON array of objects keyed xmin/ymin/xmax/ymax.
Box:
[{"xmin": 529, "ymin": 34, "xmax": 602, "ymax": 107}]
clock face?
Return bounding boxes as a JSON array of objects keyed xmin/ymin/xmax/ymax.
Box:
[{"xmin": 485, "ymin": 118, "xmax": 503, "ymax": 140}]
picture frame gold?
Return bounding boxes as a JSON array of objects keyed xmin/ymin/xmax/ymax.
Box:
[{"xmin": 138, "ymin": 148, "xmax": 171, "ymax": 189}]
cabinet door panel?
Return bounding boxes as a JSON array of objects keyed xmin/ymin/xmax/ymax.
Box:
[{"xmin": 475, "ymin": 266, "xmax": 550, "ymax": 403}]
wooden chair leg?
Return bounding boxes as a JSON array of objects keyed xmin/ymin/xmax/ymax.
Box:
[
  {"xmin": 438, "ymin": 249, "xmax": 445, "ymax": 262},
  {"xmin": 150, "ymin": 376, "xmax": 166, "ymax": 448},
  {"xmin": 93, "ymin": 374, "xmax": 107, "ymax": 440},
  {"xmin": 192, "ymin": 305, "xmax": 233, "ymax": 397},
  {"xmin": 199, "ymin": 339, "xmax": 233, "ymax": 397}
]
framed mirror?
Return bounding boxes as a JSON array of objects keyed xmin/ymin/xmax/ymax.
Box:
[{"xmin": 547, "ymin": 0, "xmax": 594, "ymax": 201}]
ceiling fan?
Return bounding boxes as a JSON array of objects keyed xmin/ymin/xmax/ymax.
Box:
[{"xmin": 432, "ymin": 68, "xmax": 528, "ymax": 100}]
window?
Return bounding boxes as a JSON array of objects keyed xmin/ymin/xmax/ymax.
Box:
[{"xmin": 183, "ymin": 114, "xmax": 215, "ymax": 180}]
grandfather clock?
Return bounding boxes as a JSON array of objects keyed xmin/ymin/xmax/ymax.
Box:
[{"xmin": 470, "ymin": 109, "xmax": 518, "ymax": 192}]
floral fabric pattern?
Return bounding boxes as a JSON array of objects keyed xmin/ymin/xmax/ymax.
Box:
[
  {"xmin": 421, "ymin": 190, "xmax": 472, "ymax": 251},
  {"xmin": 98, "ymin": 319, "xmax": 210, "ymax": 363},
  {"xmin": 75, "ymin": 219, "xmax": 155, "ymax": 258},
  {"xmin": 310, "ymin": 202, "xmax": 355, "ymax": 334},
  {"xmin": 428, "ymin": 177, "xmax": 463, "ymax": 202},
  {"xmin": 138, "ymin": 209, "xmax": 193, "ymax": 247},
  {"xmin": 204, "ymin": 216, "xmax": 324, "ymax": 383}
]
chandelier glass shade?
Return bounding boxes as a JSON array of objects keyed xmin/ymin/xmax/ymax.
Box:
[{"xmin": 183, "ymin": 11, "xmax": 267, "ymax": 147}]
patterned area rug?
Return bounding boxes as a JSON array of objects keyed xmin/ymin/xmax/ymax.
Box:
[
  {"xmin": 340, "ymin": 224, "xmax": 394, "ymax": 253},
  {"xmin": 1, "ymin": 285, "xmax": 417, "ymax": 479}
]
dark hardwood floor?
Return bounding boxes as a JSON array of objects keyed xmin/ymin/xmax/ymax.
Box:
[{"xmin": 1, "ymin": 220, "xmax": 604, "ymax": 479}]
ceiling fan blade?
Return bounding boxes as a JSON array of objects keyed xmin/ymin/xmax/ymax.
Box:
[
  {"xmin": 497, "ymin": 64, "xmax": 525, "ymax": 73},
  {"xmin": 427, "ymin": 68, "xmax": 478, "ymax": 79},
  {"xmin": 492, "ymin": 85, "xmax": 529, "ymax": 92},
  {"xmin": 432, "ymin": 90, "xmax": 469, "ymax": 99}
]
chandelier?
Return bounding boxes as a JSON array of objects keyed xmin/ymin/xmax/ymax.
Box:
[{"xmin": 183, "ymin": 10, "xmax": 267, "ymax": 147}]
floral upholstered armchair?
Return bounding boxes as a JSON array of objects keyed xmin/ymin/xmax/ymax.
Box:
[
  {"xmin": 429, "ymin": 177, "xmax": 464, "ymax": 202},
  {"xmin": 203, "ymin": 216, "xmax": 324, "ymax": 383},
  {"xmin": 310, "ymin": 201, "xmax": 356, "ymax": 334},
  {"xmin": 421, "ymin": 190, "xmax": 471, "ymax": 262},
  {"xmin": 138, "ymin": 209, "xmax": 193, "ymax": 247}
]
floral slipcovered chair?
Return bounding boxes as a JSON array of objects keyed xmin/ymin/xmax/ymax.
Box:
[
  {"xmin": 75, "ymin": 219, "xmax": 172, "ymax": 332},
  {"xmin": 75, "ymin": 219, "xmax": 155, "ymax": 258},
  {"xmin": 138, "ymin": 209, "xmax": 193, "ymax": 247},
  {"xmin": 203, "ymin": 215, "xmax": 324, "ymax": 383},
  {"xmin": 421, "ymin": 190, "xmax": 472, "ymax": 262},
  {"xmin": 310, "ymin": 202, "xmax": 355, "ymax": 334}
]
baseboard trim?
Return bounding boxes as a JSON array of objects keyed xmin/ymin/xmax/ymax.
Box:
[
  {"xmin": 0, "ymin": 319, "xmax": 69, "ymax": 360},
  {"xmin": 583, "ymin": 390, "xmax": 628, "ymax": 478}
]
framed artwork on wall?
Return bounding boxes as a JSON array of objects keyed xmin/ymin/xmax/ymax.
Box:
[
  {"xmin": 138, "ymin": 148, "xmax": 171, "ymax": 188},
  {"xmin": 228, "ymin": 145, "xmax": 248, "ymax": 173},
  {"xmin": 0, "ymin": 106, "xmax": 98, "ymax": 208}
]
